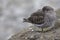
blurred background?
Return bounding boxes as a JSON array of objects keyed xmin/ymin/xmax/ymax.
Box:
[{"xmin": 0, "ymin": 0, "xmax": 60, "ymax": 40}]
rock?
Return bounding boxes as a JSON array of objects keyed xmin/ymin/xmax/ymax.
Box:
[{"xmin": 8, "ymin": 19, "xmax": 60, "ymax": 40}]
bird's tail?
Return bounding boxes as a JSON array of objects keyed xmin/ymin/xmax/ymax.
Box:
[{"xmin": 23, "ymin": 18, "xmax": 29, "ymax": 22}]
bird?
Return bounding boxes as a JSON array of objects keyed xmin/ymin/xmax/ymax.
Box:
[{"xmin": 23, "ymin": 6, "xmax": 56, "ymax": 28}]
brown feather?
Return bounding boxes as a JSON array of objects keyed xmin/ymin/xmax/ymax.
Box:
[{"xmin": 27, "ymin": 9, "xmax": 45, "ymax": 24}]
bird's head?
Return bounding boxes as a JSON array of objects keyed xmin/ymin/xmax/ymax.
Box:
[{"xmin": 42, "ymin": 6, "xmax": 54, "ymax": 13}]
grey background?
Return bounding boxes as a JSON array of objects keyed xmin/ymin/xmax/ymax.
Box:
[{"xmin": 0, "ymin": 0, "xmax": 60, "ymax": 40}]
